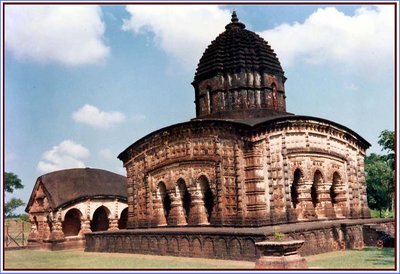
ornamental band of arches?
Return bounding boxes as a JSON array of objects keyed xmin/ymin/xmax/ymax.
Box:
[
  {"xmin": 128, "ymin": 159, "xmax": 360, "ymax": 229},
  {"xmin": 28, "ymin": 199, "xmax": 128, "ymax": 244}
]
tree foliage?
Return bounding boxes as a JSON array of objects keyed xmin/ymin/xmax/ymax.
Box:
[
  {"xmin": 4, "ymin": 172, "xmax": 25, "ymax": 216},
  {"xmin": 365, "ymin": 130, "xmax": 395, "ymax": 217},
  {"xmin": 5, "ymin": 198, "xmax": 26, "ymax": 217},
  {"xmin": 5, "ymin": 172, "xmax": 24, "ymax": 193}
]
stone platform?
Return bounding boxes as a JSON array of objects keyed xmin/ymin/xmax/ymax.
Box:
[{"xmin": 85, "ymin": 218, "xmax": 393, "ymax": 261}]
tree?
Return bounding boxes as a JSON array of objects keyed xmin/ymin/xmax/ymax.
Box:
[
  {"xmin": 365, "ymin": 130, "xmax": 395, "ymax": 217},
  {"xmin": 5, "ymin": 198, "xmax": 26, "ymax": 217},
  {"xmin": 365, "ymin": 153, "xmax": 393, "ymax": 217},
  {"xmin": 5, "ymin": 172, "xmax": 24, "ymax": 193},
  {"xmin": 4, "ymin": 172, "xmax": 25, "ymax": 217}
]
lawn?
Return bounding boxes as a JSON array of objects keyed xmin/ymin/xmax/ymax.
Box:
[{"xmin": 4, "ymin": 247, "xmax": 395, "ymax": 270}]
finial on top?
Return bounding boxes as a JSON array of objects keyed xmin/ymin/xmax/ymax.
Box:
[
  {"xmin": 231, "ymin": 11, "xmax": 239, "ymax": 23},
  {"xmin": 225, "ymin": 11, "xmax": 246, "ymax": 30}
]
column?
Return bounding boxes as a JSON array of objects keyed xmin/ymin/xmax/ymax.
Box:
[
  {"xmin": 296, "ymin": 180, "xmax": 317, "ymax": 220},
  {"xmin": 188, "ymin": 185, "xmax": 209, "ymax": 225},
  {"xmin": 49, "ymin": 210, "xmax": 65, "ymax": 242},
  {"xmin": 167, "ymin": 190, "xmax": 187, "ymax": 226},
  {"xmin": 315, "ymin": 180, "xmax": 336, "ymax": 219},
  {"xmin": 153, "ymin": 193, "xmax": 167, "ymax": 226}
]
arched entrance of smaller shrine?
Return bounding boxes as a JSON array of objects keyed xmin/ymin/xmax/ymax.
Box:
[
  {"xmin": 91, "ymin": 206, "xmax": 110, "ymax": 232},
  {"xmin": 62, "ymin": 208, "xmax": 82, "ymax": 236},
  {"xmin": 118, "ymin": 208, "xmax": 128, "ymax": 229}
]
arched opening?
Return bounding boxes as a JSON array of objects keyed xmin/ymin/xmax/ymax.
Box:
[
  {"xmin": 291, "ymin": 169, "xmax": 301, "ymax": 208},
  {"xmin": 312, "ymin": 171, "xmax": 323, "ymax": 207},
  {"xmin": 33, "ymin": 216, "xmax": 39, "ymax": 230},
  {"xmin": 158, "ymin": 182, "xmax": 171, "ymax": 220},
  {"xmin": 118, "ymin": 208, "xmax": 128, "ymax": 229},
  {"xmin": 91, "ymin": 206, "xmax": 110, "ymax": 232},
  {"xmin": 198, "ymin": 176, "xmax": 214, "ymax": 222},
  {"xmin": 330, "ymin": 172, "xmax": 341, "ymax": 205},
  {"xmin": 177, "ymin": 179, "xmax": 191, "ymax": 221},
  {"xmin": 62, "ymin": 208, "xmax": 82, "ymax": 236}
]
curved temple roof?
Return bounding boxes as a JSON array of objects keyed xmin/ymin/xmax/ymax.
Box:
[{"xmin": 26, "ymin": 168, "xmax": 127, "ymax": 212}]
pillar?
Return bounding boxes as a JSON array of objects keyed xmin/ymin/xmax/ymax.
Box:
[
  {"xmin": 49, "ymin": 210, "xmax": 65, "ymax": 242},
  {"xmin": 315, "ymin": 181, "xmax": 336, "ymax": 219},
  {"xmin": 167, "ymin": 190, "xmax": 187, "ymax": 226},
  {"xmin": 188, "ymin": 185, "xmax": 209, "ymax": 225},
  {"xmin": 296, "ymin": 180, "xmax": 317, "ymax": 220},
  {"xmin": 79, "ymin": 217, "xmax": 92, "ymax": 236},
  {"xmin": 153, "ymin": 194, "xmax": 167, "ymax": 226}
]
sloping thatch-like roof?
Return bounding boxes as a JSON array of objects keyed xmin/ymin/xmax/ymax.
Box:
[{"xmin": 26, "ymin": 168, "xmax": 127, "ymax": 212}]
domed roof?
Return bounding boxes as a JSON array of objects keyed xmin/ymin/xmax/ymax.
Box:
[{"xmin": 193, "ymin": 12, "xmax": 284, "ymax": 83}]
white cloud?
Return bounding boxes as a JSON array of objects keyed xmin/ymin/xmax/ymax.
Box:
[
  {"xmin": 37, "ymin": 140, "xmax": 90, "ymax": 173},
  {"xmin": 122, "ymin": 5, "xmax": 231, "ymax": 69},
  {"xmin": 5, "ymin": 5, "xmax": 109, "ymax": 66},
  {"xmin": 72, "ymin": 104, "xmax": 126, "ymax": 128},
  {"xmin": 99, "ymin": 148, "xmax": 115, "ymax": 161},
  {"xmin": 258, "ymin": 6, "xmax": 394, "ymax": 75}
]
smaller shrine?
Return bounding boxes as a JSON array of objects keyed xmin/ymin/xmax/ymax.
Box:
[{"xmin": 25, "ymin": 168, "xmax": 128, "ymax": 250}]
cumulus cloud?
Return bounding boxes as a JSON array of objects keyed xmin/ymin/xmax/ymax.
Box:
[
  {"xmin": 259, "ymin": 6, "xmax": 394, "ymax": 74},
  {"xmin": 72, "ymin": 104, "xmax": 126, "ymax": 128},
  {"xmin": 5, "ymin": 5, "xmax": 109, "ymax": 66},
  {"xmin": 37, "ymin": 140, "xmax": 90, "ymax": 173},
  {"xmin": 122, "ymin": 5, "xmax": 231, "ymax": 69}
]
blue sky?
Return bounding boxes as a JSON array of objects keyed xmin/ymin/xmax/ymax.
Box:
[{"xmin": 3, "ymin": 3, "xmax": 396, "ymax": 214}]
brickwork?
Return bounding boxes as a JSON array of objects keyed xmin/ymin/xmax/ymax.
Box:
[
  {"xmin": 85, "ymin": 219, "xmax": 391, "ymax": 260},
  {"xmin": 119, "ymin": 117, "xmax": 370, "ymax": 229}
]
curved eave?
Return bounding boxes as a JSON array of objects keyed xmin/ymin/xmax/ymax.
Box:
[
  {"xmin": 56, "ymin": 195, "xmax": 128, "ymax": 211},
  {"xmin": 119, "ymin": 115, "xmax": 371, "ymax": 163},
  {"xmin": 118, "ymin": 119, "xmax": 253, "ymax": 162},
  {"xmin": 251, "ymin": 114, "xmax": 371, "ymax": 148}
]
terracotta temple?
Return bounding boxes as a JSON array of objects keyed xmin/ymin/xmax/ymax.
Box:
[
  {"xmin": 25, "ymin": 168, "xmax": 128, "ymax": 249},
  {"xmin": 84, "ymin": 12, "xmax": 393, "ymax": 260},
  {"xmin": 119, "ymin": 12, "xmax": 371, "ymax": 228}
]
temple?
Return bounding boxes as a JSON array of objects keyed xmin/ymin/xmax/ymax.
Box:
[
  {"xmin": 118, "ymin": 12, "xmax": 370, "ymax": 228},
  {"xmin": 85, "ymin": 12, "xmax": 392, "ymax": 260}
]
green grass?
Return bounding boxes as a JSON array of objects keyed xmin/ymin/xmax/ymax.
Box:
[
  {"xmin": 4, "ymin": 247, "xmax": 395, "ymax": 270},
  {"xmin": 306, "ymin": 247, "xmax": 395, "ymax": 269},
  {"xmin": 4, "ymin": 249, "xmax": 254, "ymax": 269}
]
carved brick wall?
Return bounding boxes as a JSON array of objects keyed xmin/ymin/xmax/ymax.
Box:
[{"xmin": 121, "ymin": 119, "xmax": 370, "ymax": 228}]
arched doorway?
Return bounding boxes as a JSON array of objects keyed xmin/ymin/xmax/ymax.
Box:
[
  {"xmin": 198, "ymin": 176, "xmax": 214, "ymax": 222},
  {"xmin": 177, "ymin": 179, "xmax": 191, "ymax": 221},
  {"xmin": 91, "ymin": 206, "xmax": 110, "ymax": 232},
  {"xmin": 312, "ymin": 171, "xmax": 323, "ymax": 207},
  {"xmin": 158, "ymin": 182, "xmax": 171, "ymax": 221},
  {"xmin": 118, "ymin": 208, "xmax": 128, "ymax": 229},
  {"xmin": 62, "ymin": 208, "xmax": 82, "ymax": 236},
  {"xmin": 291, "ymin": 169, "xmax": 301, "ymax": 208},
  {"xmin": 330, "ymin": 172, "xmax": 341, "ymax": 205}
]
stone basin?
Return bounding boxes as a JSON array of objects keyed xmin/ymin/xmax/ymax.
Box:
[
  {"xmin": 255, "ymin": 239, "xmax": 305, "ymax": 256},
  {"xmin": 255, "ymin": 240, "xmax": 308, "ymax": 269}
]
